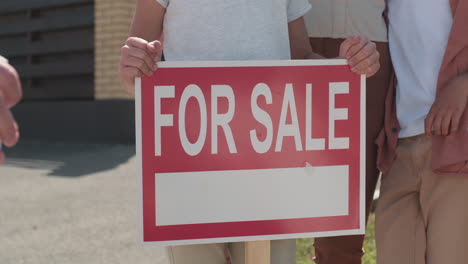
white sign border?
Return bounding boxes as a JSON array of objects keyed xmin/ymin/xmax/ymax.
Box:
[{"xmin": 135, "ymin": 59, "xmax": 366, "ymax": 246}]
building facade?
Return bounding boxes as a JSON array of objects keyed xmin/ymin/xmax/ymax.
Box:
[{"xmin": 0, "ymin": 0, "xmax": 136, "ymax": 142}]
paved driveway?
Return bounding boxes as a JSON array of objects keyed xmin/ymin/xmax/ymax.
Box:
[{"xmin": 0, "ymin": 141, "xmax": 169, "ymax": 264}]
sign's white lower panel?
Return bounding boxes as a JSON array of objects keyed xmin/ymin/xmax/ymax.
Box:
[{"xmin": 155, "ymin": 165, "xmax": 349, "ymax": 226}]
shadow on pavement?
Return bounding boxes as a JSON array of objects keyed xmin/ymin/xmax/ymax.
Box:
[{"xmin": 3, "ymin": 140, "xmax": 135, "ymax": 177}]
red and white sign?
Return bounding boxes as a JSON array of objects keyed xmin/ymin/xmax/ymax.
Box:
[{"xmin": 136, "ymin": 60, "xmax": 365, "ymax": 246}]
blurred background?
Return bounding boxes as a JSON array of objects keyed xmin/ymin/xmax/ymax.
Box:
[{"xmin": 1, "ymin": 0, "xmax": 135, "ymax": 143}]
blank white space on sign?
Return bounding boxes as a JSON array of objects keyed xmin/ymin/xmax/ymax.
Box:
[{"xmin": 155, "ymin": 165, "xmax": 348, "ymax": 226}]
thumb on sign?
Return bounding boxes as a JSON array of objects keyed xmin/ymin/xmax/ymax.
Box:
[{"xmin": 146, "ymin": 40, "xmax": 163, "ymax": 67}]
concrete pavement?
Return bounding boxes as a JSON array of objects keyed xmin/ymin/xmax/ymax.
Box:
[{"xmin": 0, "ymin": 140, "xmax": 170, "ymax": 264}]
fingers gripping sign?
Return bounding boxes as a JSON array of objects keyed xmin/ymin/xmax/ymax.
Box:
[
  {"xmin": 119, "ymin": 37, "xmax": 163, "ymax": 94},
  {"xmin": 339, "ymin": 36, "xmax": 380, "ymax": 78}
]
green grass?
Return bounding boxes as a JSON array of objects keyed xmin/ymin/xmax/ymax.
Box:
[{"xmin": 296, "ymin": 214, "xmax": 376, "ymax": 264}]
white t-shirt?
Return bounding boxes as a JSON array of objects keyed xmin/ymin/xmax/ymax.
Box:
[
  {"xmin": 155, "ymin": 0, "xmax": 311, "ymax": 61},
  {"xmin": 388, "ymin": 0, "xmax": 453, "ymax": 138}
]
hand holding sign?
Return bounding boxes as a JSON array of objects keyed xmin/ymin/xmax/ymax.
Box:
[
  {"xmin": 119, "ymin": 37, "xmax": 163, "ymax": 93},
  {"xmin": 339, "ymin": 36, "xmax": 380, "ymax": 77}
]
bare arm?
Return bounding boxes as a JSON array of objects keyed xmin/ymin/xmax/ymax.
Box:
[{"xmin": 129, "ymin": 0, "xmax": 165, "ymax": 41}]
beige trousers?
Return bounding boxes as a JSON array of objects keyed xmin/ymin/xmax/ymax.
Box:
[
  {"xmin": 376, "ymin": 135, "xmax": 468, "ymax": 264},
  {"xmin": 168, "ymin": 239, "xmax": 295, "ymax": 264}
]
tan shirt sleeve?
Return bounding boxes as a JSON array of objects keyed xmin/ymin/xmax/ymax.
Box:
[{"xmin": 304, "ymin": 0, "xmax": 388, "ymax": 42}]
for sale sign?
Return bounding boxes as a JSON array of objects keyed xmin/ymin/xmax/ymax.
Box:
[{"xmin": 136, "ymin": 60, "xmax": 365, "ymax": 246}]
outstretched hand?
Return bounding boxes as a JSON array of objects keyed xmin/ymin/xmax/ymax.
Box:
[{"xmin": 0, "ymin": 59, "xmax": 22, "ymax": 164}]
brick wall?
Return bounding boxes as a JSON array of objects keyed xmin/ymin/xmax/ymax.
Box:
[{"xmin": 95, "ymin": 0, "xmax": 135, "ymax": 99}]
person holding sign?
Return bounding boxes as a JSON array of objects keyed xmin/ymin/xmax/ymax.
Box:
[
  {"xmin": 0, "ymin": 56, "xmax": 21, "ymax": 164},
  {"xmin": 375, "ymin": 0, "xmax": 468, "ymax": 263},
  {"xmin": 119, "ymin": 0, "xmax": 380, "ymax": 263},
  {"xmin": 303, "ymin": 1, "xmax": 391, "ymax": 263}
]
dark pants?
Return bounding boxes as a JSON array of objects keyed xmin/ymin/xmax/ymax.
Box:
[{"xmin": 308, "ymin": 37, "xmax": 392, "ymax": 264}]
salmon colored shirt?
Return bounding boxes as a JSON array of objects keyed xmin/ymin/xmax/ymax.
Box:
[{"xmin": 377, "ymin": 0, "xmax": 468, "ymax": 175}]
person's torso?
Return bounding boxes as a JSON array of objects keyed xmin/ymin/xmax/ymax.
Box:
[
  {"xmin": 304, "ymin": 0, "xmax": 388, "ymax": 42},
  {"xmin": 388, "ymin": 0, "xmax": 453, "ymax": 138},
  {"xmin": 162, "ymin": 0, "xmax": 310, "ymax": 61}
]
